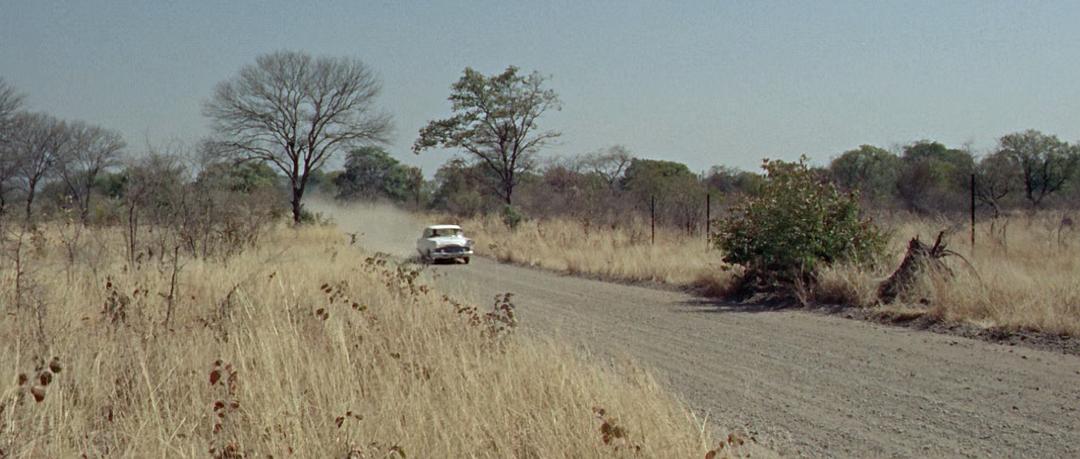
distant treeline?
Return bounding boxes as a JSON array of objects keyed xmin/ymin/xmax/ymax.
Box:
[
  {"xmin": 319, "ymin": 133, "xmax": 1080, "ymax": 231},
  {"xmin": 4, "ymin": 66, "xmax": 1078, "ymax": 232}
]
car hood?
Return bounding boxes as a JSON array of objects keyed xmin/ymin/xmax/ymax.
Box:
[{"xmin": 427, "ymin": 235, "xmax": 472, "ymax": 247}]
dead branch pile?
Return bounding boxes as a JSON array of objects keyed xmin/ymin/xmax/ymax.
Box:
[{"xmin": 877, "ymin": 231, "xmax": 958, "ymax": 303}]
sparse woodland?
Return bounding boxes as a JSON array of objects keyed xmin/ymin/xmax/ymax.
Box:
[
  {"xmin": 1, "ymin": 61, "xmax": 772, "ymax": 457},
  {"xmin": 3, "ymin": 48, "xmax": 1080, "ymax": 456}
]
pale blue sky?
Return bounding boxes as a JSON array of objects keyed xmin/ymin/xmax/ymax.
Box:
[{"xmin": 2, "ymin": 0, "xmax": 1078, "ymax": 175}]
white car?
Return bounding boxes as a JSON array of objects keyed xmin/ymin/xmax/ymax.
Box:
[{"xmin": 416, "ymin": 224, "xmax": 474, "ymax": 264}]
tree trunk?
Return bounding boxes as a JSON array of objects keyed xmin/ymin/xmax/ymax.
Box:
[
  {"xmin": 127, "ymin": 202, "xmax": 138, "ymax": 266},
  {"xmin": 24, "ymin": 189, "xmax": 34, "ymax": 223},
  {"xmin": 80, "ymin": 196, "xmax": 91, "ymax": 223},
  {"xmin": 80, "ymin": 179, "xmax": 94, "ymax": 223},
  {"xmin": 291, "ymin": 186, "xmax": 304, "ymax": 224}
]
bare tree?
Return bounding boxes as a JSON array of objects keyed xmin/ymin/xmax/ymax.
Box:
[
  {"xmin": 203, "ymin": 51, "xmax": 392, "ymax": 223},
  {"xmin": 414, "ymin": 66, "xmax": 561, "ymax": 206},
  {"xmin": 0, "ymin": 149, "xmax": 17, "ymax": 220},
  {"xmin": 121, "ymin": 149, "xmax": 187, "ymax": 266},
  {"xmin": 7, "ymin": 112, "xmax": 68, "ymax": 222},
  {"xmin": 0, "ymin": 78, "xmax": 26, "ymax": 219},
  {"xmin": 0, "ymin": 77, "xmax": 23, "ymax": 135},
  {"xmin": 57, "ymin": 121, "xmax": 125, "ymax": 222},
  {"xmin": 580, "ymin": 145, "xmax": 633, "ymax": 191},
  {"xmin": 974, "ymin": 151, "xmax": 1016, "ymax": 217}
]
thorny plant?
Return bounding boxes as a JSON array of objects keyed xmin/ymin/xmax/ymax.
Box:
[
  {"xmin": 704, "ymin": 431, "xmax": 756, "ymax": 459},
  {"xmin": 592, "ymin": 406, "xmax": 641, "ymax": 454},
  {"xmin": 359, "ymin": 252, "xmax": 433, "ymax": 299},
  {"xmin": 3, "ymin": 224, "xmax": 52, "ymax": 349},
  {"xmin": 316, "ymin": 281, "xmax": 368, "ymax": 322},
  {"xmin": 1, "ymin": 357, "xmax": 64, "ymax": 455},
  {"xmin": 444, "ymin": 293, "xmax": 519, "ymax": 342},
  {"xmin": 101, "ymin": 277, "xmax": 131, "ymax": 325},
  {"xmin": 208, "ymin": 359, "xmax": 244, "ymax": 459},
  {"xmin": 10, "ymin": 357, "xmax": 64, "ymax": 405},
  {"xmin": 3, "ymin": 226, "xmax": 33, "ymax": 311},
  {"xmin": 52, "ymin": 205, "xmax": 83, "ymax": 275}
]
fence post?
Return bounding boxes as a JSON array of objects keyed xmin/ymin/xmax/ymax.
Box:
[
  {"xmin": 970, "ymin": 173, "xmax": 976, "ymax": 255},
  {"xmin": 705, "ymin": 192, "xmax": 711, "ymax": 249},
  {"xmin": 650, "ymin": 195, "xmax": 655, "ymax": 245},
  {"xmin": 415, "ymin": 178, "xmax": 421, "ymax": 211}
]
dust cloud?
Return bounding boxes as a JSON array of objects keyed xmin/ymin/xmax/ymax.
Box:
[{"xmin": 305, "ymin": 197, "xmax": 434, "ymax": 258}]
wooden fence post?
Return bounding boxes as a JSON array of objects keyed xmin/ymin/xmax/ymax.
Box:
[
  {"xmin": 970, "ymin": 173, "xmax": 976, "ymax": 255},
  {"xmin": 650, "ymin": 195, "xmax": 656, "ymax": 245},
  {"xmin": 705, "ymin": 193, "xmax": 711, "ymax": 249}
]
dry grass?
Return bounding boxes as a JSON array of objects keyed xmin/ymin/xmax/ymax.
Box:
[
  {"xmin": 820, "ymin": 212, "xmax": 1080, "ymax": 335},
  {"xmin": 0, "ymin": 224, "xmax": 750, "ymax": 457},
  {"xmin": 457, "ymin": 211, "xmax": 1080, "ymax": 336},
  {"xmin": 461, "ymin": 214, "xmax": 728, "ymax": 288}
]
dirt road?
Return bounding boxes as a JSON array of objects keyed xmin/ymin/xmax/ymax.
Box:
[{"xmin": 325, "ymin": 203, "xmax": 1080, "ymax": 457}]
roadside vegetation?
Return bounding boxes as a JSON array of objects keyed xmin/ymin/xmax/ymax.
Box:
[
  {"xmin": 2, "ymin": 50, "xmax": 1078, "ymax": 455},
  {"xmin": 0, "ymin": 224, "xmax": 750, "ymax": 457},
  {"xmin": 2, "ymin": 62, "xmax": 771, "ymax": 458},
  {"xmin": 820, "ymin": 213, "xmax": 1080, "ymax": 335},
  {"xmin": 459, "ymin": 209, "xmax": 1080, "ymax": 336}
]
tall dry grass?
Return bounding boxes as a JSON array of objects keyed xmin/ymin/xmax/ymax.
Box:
[
  {"xmin": 0, "ymin": 224, "xmax": 747, "ymax": 457},
  {"xmin": 819, "ymin": 212, "xmax": 1080, "ymax": 335},
  {"xmin": 458, "ymin": 211, "xmax": 1080, "ymax": 335},
  {"xmin": 460, "ymin": 214, "xmax": 732, "ymax": 291}
]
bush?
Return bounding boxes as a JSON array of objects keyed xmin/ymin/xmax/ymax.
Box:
[
  {"xmin": 299, "ymin": 209, "xmax": 334, "ymax": 226},
  {"xmin": 501, "ymin": 205, "xmax": 526, "ymax": 230},
  {"xmin": 715, "ymin": 157, "xmax": 886, "ymax": 291}
]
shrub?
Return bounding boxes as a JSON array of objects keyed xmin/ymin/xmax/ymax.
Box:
[
  {"xmin": 299, "ymin": 209, "xmax": 334, "ymax": 226},
  {"xmin": 500, "ymin": 205, "xmax": 526, "ymax": 230},
  {"xmin": 715, "ymin": 157, "xmax": 886, "ymax": 291}
]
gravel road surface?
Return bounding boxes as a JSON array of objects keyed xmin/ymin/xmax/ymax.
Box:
[
  {"xmin": 327, "ymin": 203, "xmax": 1080, "ymax": 457},
  {"xmin": 429, "ymin": 258, "xmax": 1080, "ymax": 457}
]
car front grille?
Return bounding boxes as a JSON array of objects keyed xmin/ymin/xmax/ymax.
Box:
[{"xmin": 436, "ymin": 245, "xmax": 468, "ymax": 254}]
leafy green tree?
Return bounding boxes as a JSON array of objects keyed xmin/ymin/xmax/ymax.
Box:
[
  {"xmin": 305, "ymin": 169, "xmax": 339, "ymax": 197},
  {"xmin": 414, "ymin": 66, "xmax": 561, "ymax": 205},
  {"xmin": 622, "ymin": 158, "xmax": 706, "ymax": 231},
  {"xmin": 896, "ymin": 141, "xmax": 974, "ymax": 213},
  {"xmin": 622, "ymin": 159, "xmax": 694, "ymax": 195},
  {"xmin": 334, "ymin": 146, "xmax": 420, "ymax": 203},
  {"xmin": 704, "ymin": 165, "xmax": 764, "ymax": 196},
  {"xmin": 997, "ymin": 130, "xmax": 1079, "ymax": 208},
  {"xmin": 828, "ymin": 145, "xmax": 901, "ymax": 205},
  {"xmin": 429, "ymin": 157, "xmax": 495, "ymax": 216},
  {"xmin": 197, "ymin": 161, "xmax": 280, "ymax": 193},
  {"xmin": 93, "ymin": 170, "xmax": 128, "ymax": 200},
  {"xmin": 716, "ymin": 158, "xmax": 886, "ymax": 288}
]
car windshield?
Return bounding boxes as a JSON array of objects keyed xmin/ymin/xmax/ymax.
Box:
[{"xmin": 428, "ymin": 228, "xmax": 462, "ymax": 237}]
